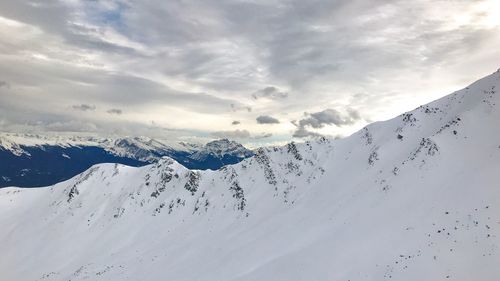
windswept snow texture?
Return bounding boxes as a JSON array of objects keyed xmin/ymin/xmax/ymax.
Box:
[
  {"xmin": 1, "ymin": 70, "xmax": 500, "ymax": 280},
  {"xmin": 0, "ymin": 137, "xmax": 253, "ymax": 187}
]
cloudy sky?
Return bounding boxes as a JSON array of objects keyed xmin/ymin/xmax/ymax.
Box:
[{"xmin": 0, "ymin": 0, "xmax": 499, "ymax": 145}]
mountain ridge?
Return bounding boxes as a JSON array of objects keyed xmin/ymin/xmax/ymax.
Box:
[{"xmin": 0, "ymin": 135, "xmax": 253, "ymax": 187}]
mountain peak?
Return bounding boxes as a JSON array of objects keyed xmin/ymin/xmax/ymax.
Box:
[{"xmin": 189, "ymin": 138, "xmax": 254, "ymax": 163}]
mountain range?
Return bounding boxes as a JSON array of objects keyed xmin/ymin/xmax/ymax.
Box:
[
  {"xmin": 0, "ymin": 69, "xmax": 499, "ymax": 280},
  {"xmin": 0, "ymin": 136, "xmax": 253, "ymax": 187}
]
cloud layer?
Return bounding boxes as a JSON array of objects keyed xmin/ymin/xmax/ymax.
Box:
[{"xmin": 0, "ymin": 0, "xmax": 499, "ymax": 144}]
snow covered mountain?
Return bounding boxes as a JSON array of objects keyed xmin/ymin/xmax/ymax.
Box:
[
  {"xmin": 0, "ymin": 136, "xmax": 253, "ymax": 187},
  {"xmin": 186, "ymin": 139, "xmax": 254, "ymax": 168},
  {"xmin": 1, "ymin": 69, "xmax": 499, "ymax": 280},
  {"xmin": 0, "ymin": 134, "xmax": 186, "ymax": 160}
]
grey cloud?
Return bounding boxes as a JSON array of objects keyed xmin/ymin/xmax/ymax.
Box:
[
  {"xmin": 292, "ymin": 126, "xmax": 322, "ymax": 138},
  {"xmin": 211, "ymin": 129, "xmax": 251, "ymax": 139},
  {"xmin": 252, "ymin": 86, "xmax": 288, "ymax": 100},
  {"xmin": 293, "ymin": 108, "xmax": 362, "ymax": 138},
  {"xmin": 231, "ymin": 120, "xmax": 240, "ymax": 125},
  {"xmin": 72, "ymin": 104, "xmax": 96, "ymax": 111},
  {"xmin": 299, "ymin": 108, "xmax": 361, "ymax": 128},
  {"xmin": 107, "ymin": 108, "xmax": 123, "ymax": 115},
  {"xmin": 256, "ymin": 115, "xmax": 280, "ymax": 124},
  {"xmin": 0, "ymin": 81, "xmax": 10, "ymax": 88}
]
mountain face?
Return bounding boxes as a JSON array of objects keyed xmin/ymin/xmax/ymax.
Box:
[
  {"xmin": 0, "ymin": 136, "xmax": 253, "ymax": 187},
  {"xmin": 1, "ymin": 70, "xmax": 499, "ymax": 280},
  {"xmin": 186, "ymin": 139, "xmax": 254, "ymax": 170}
]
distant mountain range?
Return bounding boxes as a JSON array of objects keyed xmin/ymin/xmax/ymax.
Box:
[{"xmin": 0, "ymin": 135, "xmax": 253, "ymax": 187}]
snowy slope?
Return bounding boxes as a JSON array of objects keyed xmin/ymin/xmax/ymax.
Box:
[{"xmin": 0, "ymin": 70, "xmax": 499, "ymax": 280}]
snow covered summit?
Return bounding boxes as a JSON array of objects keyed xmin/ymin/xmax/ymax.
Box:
[
  {"xmin": 0, "ymin": 69, "xmax": 499, "ymax": 280},
  {"xmin": 187, "ymin": 138, "xmax": 254, "ymax": 165}
]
